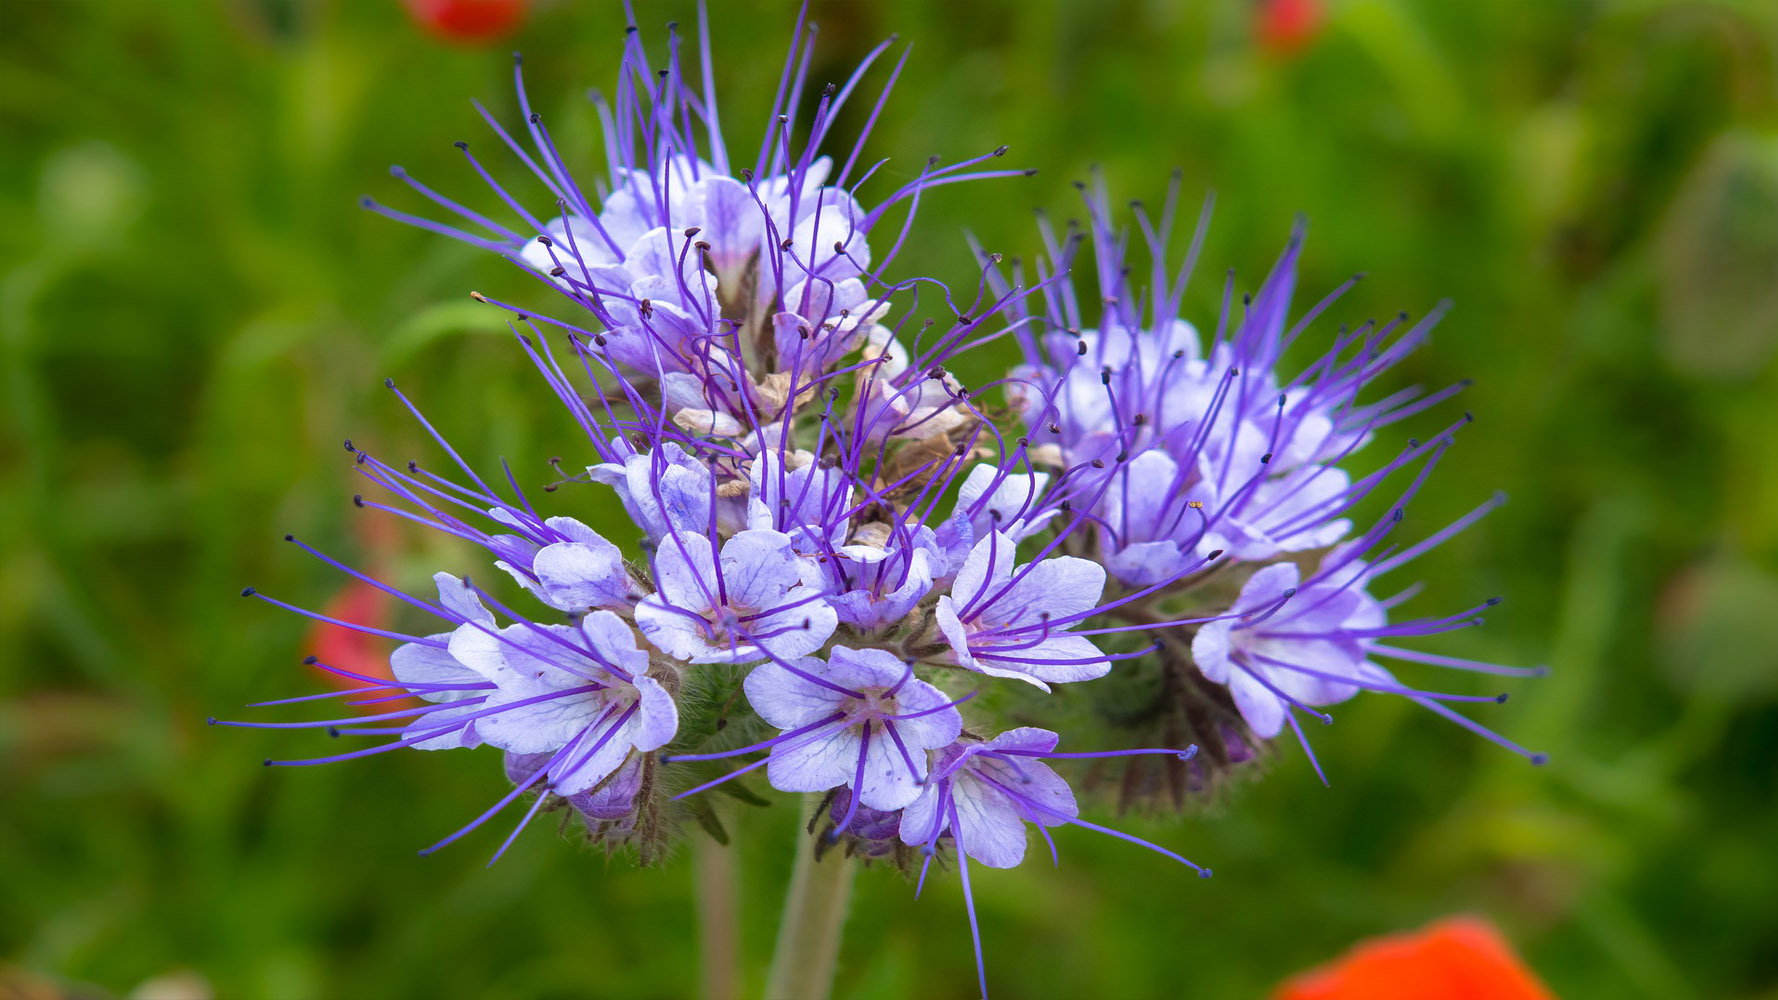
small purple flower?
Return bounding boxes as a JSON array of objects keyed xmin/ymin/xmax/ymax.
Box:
[
  {"xmin": 896, "ymin": 728, "xmax": 1209, "ymax": 998},
  {"xmin": 899, "ymin": 727, "xmax": 1077, "ymax": 869},
  {"xmin": 1191, "ymin": 561, "xmax": 1376, "ymax": 740},
  {"xmin": 506, "ymin": 749, "xmax": 647, "ymax": 822},
  {"xmin": 634, "ymin": 528, "xmax": 837, "ymax": 664},
  {"xmin": 823, "ymin": 789, "xmax": 904, "ymax": 857},
  {"xmin": 521, "ymin": 516, "xmax": 644, "ymax": 612},
  {"xmin": 588, "ymin": 442, "xmax": 723, "ymax": 542},
  {"xmin": 388, "ymin": 572, "xmax": 498, "ymax": 750},
  {"xmin": 747, "ymin": 451, "xmax": 854, "ymax": 557},
  {"xmin": 817, "ymin": 524, "xmax": 940, "ymax": 634},
  {"xmin": 742, "ymin": 645, "xmax": 963, "ymax": 814},
  {"xmin": 949, "ymin": 464, "xmax": 1056, "ymax": 544},
  {"xmin": 447, "ymin": 608, "xmax": 677, "ymax": 798},
  {"xmin": 933, "ymin": 531, "xmax": 1112, "ymax": 690}
]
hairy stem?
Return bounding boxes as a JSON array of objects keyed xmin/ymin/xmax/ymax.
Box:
[{"xmin": 764, "ymin": 797, "xmax": 857, "ymax": 1000}]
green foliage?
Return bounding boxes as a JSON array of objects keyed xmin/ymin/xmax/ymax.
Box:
[{"xmin": 4, "ymin": 1, "xmax": 1777, "ymax": 997}]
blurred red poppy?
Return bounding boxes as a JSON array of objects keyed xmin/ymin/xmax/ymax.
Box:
[
  {"xmin": 306, "ymin": 577, "xmax": 399, "ymax": 699},
  {"xmin": 404, "ymin": 0, "xmax": 528, "ymax": 44},
  {"xmin": 1274, "ymin": 917, "xmax": 1557, "ymax": 1000},
  {"xmin": 1256, "ymin": 0, "xmax": 1324, "ymax": 56}
]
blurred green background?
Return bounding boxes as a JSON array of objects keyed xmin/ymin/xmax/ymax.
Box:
[{"xmin": 4, "ymin": 0, "xmax": 1777, "ymax": 997}]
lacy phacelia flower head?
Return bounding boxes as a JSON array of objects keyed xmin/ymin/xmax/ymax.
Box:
[{"xmin": 224, "ymin": 11, "xmax": 1547, "ymax": 999}]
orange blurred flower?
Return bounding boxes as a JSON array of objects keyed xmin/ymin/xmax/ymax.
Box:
[
  {"xmin": 404, "ymin": 0, "xmax": 528, "ymax": 44},
  {"xmin": 1256, "ymin": 0, "xmax": 1324, "ymax": 57},
  {"xmin": 1274, "ymin": 917, "xmax": 1557, "ymax": 1000}
]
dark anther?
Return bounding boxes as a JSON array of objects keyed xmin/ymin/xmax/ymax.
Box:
[
  {"xmin": 1207, "ymin": 549, "xmax": 1224, "ymax": 560},
  {"xmin": 822, "ymin": 82, "xmax": 836, "ymax": 98},
  {"xmin": 454, "ymin": 140, "xmax": 468, "ymax": 150},
  {"xmin": 384, "ymin": 377, "xmax": 396, "ymax": 389},
  {"xmin": 1131, "ymin": 413, "xmax": 1147, "ymax": 426},
  {"xmin": 358, "ymin": 196, "xmax": 375, "ymax": 209},
  {"xmin": 303, "ymin": 655, "xmax": 318, "ymax": 665},
  {"xmin": 780, "ymin": 238, "xmax": 795, "ymax": 251},
  {"xmin": 1260, "ymin": 452, "xmax": 1272, "ymax": 464},
  {"xmin": 1242, "ymin": 293, "xmax": 1253, "ymax": 307},
  {"xmin": 683, "ymin": 227, "xmax": 701, "ymax": 238},
  {"xmin": 993, "ymin": 144, "xmax": 1008, "ymax": 156},
  {"xmin": 739, "ymin": 168, "xmax": 753, "ymax": 181},
  {"xmin": 529, "ymin": 112, "xmax": 542, "ymax": 124},
  {"xmin": 537, "ymin": 235, "xmax": 553, "ymax": 246},
  {"xmin": 549, "ymin": 267, "xmax": 565, "ymax": 277},
  {"xmin": 343, "ymin": 439, "xmax": 355, "ymax": 451},
  {"xmin": 353, "ymin": 494, "xmax": 365, "ymax": 507},
  {"xmin": 283, "ymin": 533, "xmax": 294, "ymax": 542},
  {"xmin": 1090, "ymin": 459, "xmax": 1104, "ymax": 469},
  {"xmin": 240, "ymin": 587, "xmax": 256, "ymax": 597},
  {"xmin": 1076, "ymin": 340, "xmax": 1088, "ymax": 356},
  {"xmin": 328, "ymin": 726, "xmax": 341, "ymax": 738}
]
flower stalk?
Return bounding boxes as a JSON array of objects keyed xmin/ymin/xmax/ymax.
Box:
[
  {"xmin": 765, "ymin": 797, "xmax": 857, "ymax": 1000},
  {"xmin": 695, "ymin": 832, "xmax": 740, "ymax": 1000}
]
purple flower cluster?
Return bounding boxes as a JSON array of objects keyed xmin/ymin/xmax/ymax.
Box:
[{"xmin": 223, "ymin": 10, "xmax": 1544, "ymax": 997}]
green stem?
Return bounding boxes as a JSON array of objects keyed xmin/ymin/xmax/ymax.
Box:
[
  {"xmin": 694, "ymin": 833, "xmax": 740, "ymax": 1000},
  {"xmin": 764, "ymin": 797, "xmax": 856, "ymax": 1000}
]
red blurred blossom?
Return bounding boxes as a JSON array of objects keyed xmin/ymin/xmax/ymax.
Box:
[
  {"xmin": 1256, "ymin": 0, "xmax": 1324, "ymax": 57},
  {"xmin": 306, "ymin": 577, "xmax": 397, "ymax": 698},
  {"xmin": 303, "ymin": 516, "xmax": 408, "ymax": 710},
  {"xmin": 404, "ymin": 0, "xmax": 528, "ymax": 44},
  {"xmin": 1274, "ymin": 917, "xmax": 1558, "ymax": 1000}
]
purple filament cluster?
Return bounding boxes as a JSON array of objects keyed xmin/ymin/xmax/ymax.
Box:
[{"xmin": 222, "ymin": 6, "xmax": 1545, "ymax": 996}]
